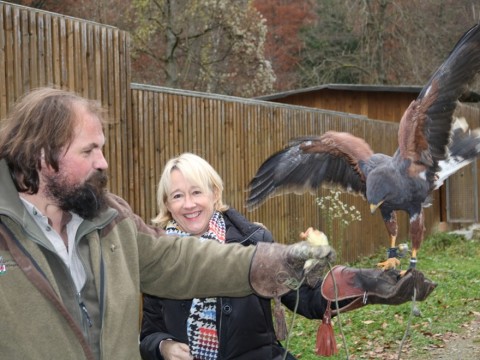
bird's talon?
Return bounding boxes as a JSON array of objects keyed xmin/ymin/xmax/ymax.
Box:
[
  {"xmin": 377, "ymin": 257, "xmax": 400, "ymax": 270},
  {"xmin": 399, "ymin": 269, "xmax": 408, "ymax": 277}
]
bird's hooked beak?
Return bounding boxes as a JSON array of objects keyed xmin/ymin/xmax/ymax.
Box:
[{"xmin": 370, "ymin": 200, "xmax": 384, "ymax": 214}]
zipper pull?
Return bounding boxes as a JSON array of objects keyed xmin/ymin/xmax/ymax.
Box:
[{"xmin": 78, "ymin": 294, "xmax": 93, "ymax": 328}]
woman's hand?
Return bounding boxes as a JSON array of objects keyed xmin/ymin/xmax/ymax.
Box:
[{"xmin": 159, "ymin": 340, "xmax": 193, "ymax": 360}]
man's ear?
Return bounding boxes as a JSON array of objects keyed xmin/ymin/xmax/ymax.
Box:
[{"xmin": 39, "ymin": 148, "xmax": 49, "ymax": 170}]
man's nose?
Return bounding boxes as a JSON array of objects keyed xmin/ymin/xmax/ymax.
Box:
[{"xmin": 94, "ymin": 152, "xmax": 108, "ymax": 170}]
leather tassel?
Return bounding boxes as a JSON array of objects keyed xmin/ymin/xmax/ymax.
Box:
[
  {"xmin": 315, "ymin": 301, "xmax": 338, "ymax": 356},
  {"xmin": 273, "ymin": 296, "xmax": 288, "ymax": 341}
]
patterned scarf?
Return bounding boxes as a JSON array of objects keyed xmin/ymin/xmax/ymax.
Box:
[{"xmin": 165, "ymin": 211, "xmax": 226, "ymax": 360}]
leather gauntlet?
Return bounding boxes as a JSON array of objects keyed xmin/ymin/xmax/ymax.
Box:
[
  {"xmin": 250, "ymin": 242, "xmax": 335, "ymax": 298},
  {"xmin": 321, "ymin": 265, "xmax": 437, "ymax": 314}
]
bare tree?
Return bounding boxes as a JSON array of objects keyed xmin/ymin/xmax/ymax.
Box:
[
  {"xmin": 131, "ymin": 0, "xmax": 275, "ymax": 96},
  {"xmin": 299, "ymin": 0, "xmax": 480, "ymax": 89}
]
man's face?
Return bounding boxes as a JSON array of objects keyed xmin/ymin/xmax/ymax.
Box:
[{"xmin": 42, "ymin": 104, "xmax": 109, "ymax": 219}]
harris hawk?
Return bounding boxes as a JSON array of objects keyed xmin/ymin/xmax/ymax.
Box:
[{"xmin": 246, "ymin": 23, "xmax": 480, "ymax": 271}]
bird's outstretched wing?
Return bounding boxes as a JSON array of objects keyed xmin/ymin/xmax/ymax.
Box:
[
  {"xmin": 246, "ymin": 131, "xmax": 374, "ymax": 209},
  {"xmin": 397, "ymin": 23, "xmax": 480, "ymax": 180}
]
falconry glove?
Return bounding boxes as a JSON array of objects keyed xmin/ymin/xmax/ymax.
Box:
[
  {"xmin": 250, "ymin": 241, "xmax": 336, "ymax": 298},
  {"xmin": 321, "ymin": 265, "xmax": 437, "ymax": 314}
]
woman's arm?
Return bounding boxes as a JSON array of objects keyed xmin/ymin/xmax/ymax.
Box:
[{"xmin": 140, "ymin": 295, "xmax": 179, "ymax": 360}]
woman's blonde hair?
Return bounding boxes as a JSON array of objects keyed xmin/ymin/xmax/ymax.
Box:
[{"xmin": 152, "ymin": 153, "xmax": 229, "ymax": 227}]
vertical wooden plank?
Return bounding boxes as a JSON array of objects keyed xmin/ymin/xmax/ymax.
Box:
[
  {"xmin": 99, "ymin": 26, "xmax": 107, "ymax": 104},
  {"xmin": 0, "ymin": 4, "xmax": 7, "ymax": 118},
  {"xmin": 113, "ymin": 29, "xmax": 123, "ymax": 196},
  {"xmin": 105, "ymin": 27, "xmax": 117, "ymax": 194},
  {"xmin": 11, "ymin": 6, "xmax": 22, "ymax": 97},
  {"xmin": 152, "ymin": 91, "xmax": 161, "ymax": 220},
  {"xmin": 57, "ymin": 16, "xmax": 67, "ymax": 88},
  {"xmin": 146, "ymin": 90, "xmax": 154, "ymax": 219},
  {"xmin": 79, "ymin": 21, "xmax": 88, "ymax": 95},
  {"xmin": 43, "ymin": 13, "xmax": 53, "ymax": 85},
  {"xmin": 51, "ymin": 15, "xmax": 61, "ymax": 87},
  {"xmin": 157, "ymin": 91, "xmax": 165, "ymax": 177},
  {"xmin": 85, "ymin": 23, "xmax": 95, "ymax": 97},
  {"xmin": 66, "ymin": 19, "xmax": 75, "ymax": 89},
  {"xmin": 106, "ymin": 27, "xmax": 114, "ymax": 109},
  {"xmin": 130, "ymin": 89, "xmax": 140, "ymax": 213},
  {"xmin": 72, "ymin": 20, "xmax": 81, "ymax": 92},
  {"xmin": 138, "ymin": 90, "xmax": 146, "ymax": 219},
  {"xmin": 133, "ymin": 89, "xmax": 142, "ymax": 218},
  {"xmin": 28, "ymin": 11, "xmax": 38, "ymax": 89},
  {"xmin": 92, "ymin": 25, "xmax": 102, "ymax": 99},
  {"xmin": 20, "ymin": 8, "xmax": 30, "ymax": 91},
  {"xmin": 119, "ymin": 31, "xmax": 130, "ymax": 199}
]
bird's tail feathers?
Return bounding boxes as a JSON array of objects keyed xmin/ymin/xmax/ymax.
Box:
[
  {"xmin": 434, "ymin": 117, "xmax": 480, "ymax": 189},
  {"xmin": 422, "ymin": 194, "xmax": 434, "ymax": 208}
]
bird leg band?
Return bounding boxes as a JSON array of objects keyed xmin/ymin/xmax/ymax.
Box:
[{"xmin": 387, "ymin": 247, "xmax": 398, "ymax": 258}]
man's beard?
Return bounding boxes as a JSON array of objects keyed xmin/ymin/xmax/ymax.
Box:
[{"xmin": 44, "ymin": 171, "xmax": 109, "ymax": 220}]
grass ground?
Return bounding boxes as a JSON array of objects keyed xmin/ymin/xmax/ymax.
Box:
[{"xmin": 282, "ymin": 232, "xmax": 480, "ymax": 359}]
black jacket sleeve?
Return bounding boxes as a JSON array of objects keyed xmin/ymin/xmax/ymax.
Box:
[
  {"xmin": 140, "ymin": 295, "xmax": 178, "ymax": 360},
  {"xmin": 281, "ymin": 284, "xmax": 328, "ymax": 319}
]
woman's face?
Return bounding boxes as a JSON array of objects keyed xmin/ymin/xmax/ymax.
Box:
[{"xmin": 166, "ymin": 169, "xmax": 217, "ymax": 236}]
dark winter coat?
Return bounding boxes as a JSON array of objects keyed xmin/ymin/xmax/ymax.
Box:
[{"xmin": 139, "ymin": 208, "xmax": 329, "ymax": 360}]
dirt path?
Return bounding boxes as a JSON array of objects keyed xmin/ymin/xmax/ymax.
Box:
[{"xmin": 408, "ymin": 314, "xmax": 480, "ymax": 360}]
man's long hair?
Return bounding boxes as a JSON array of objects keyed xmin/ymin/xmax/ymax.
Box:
[{"xmin": 0, "ymin": 87, "xmax": 105, "ymax": 194}]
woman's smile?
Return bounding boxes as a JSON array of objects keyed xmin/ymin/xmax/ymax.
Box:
[
  {"xmin": 166, "ymin": 169, "xmax": 216, "ymax": 236},
  {"xmin": 184, "ymin": 211, "xmax": 201, "ymax": 219}
]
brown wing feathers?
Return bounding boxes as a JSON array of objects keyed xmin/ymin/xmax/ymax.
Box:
[{"xmin": 246, "ymin": 133, "xmax": 373, "ymax": 209}]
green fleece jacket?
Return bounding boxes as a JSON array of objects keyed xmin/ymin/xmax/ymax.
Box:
[{"xmin": 0, "ymin": 159, "xmax": 255, "ymax": 359}]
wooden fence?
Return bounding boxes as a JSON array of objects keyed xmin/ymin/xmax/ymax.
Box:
[{"xmin": 1, "ymin": 1, "xmax": 471, "ymax": 263}]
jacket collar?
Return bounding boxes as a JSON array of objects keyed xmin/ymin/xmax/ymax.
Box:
[{"xmin": 223, "ymin": 208, "xmax": 263, "ymax": 245}]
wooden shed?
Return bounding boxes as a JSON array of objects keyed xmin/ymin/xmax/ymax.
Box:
[{"xmin": 257, "ymin": 83, "xmax": 480, "ymax": 123}]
